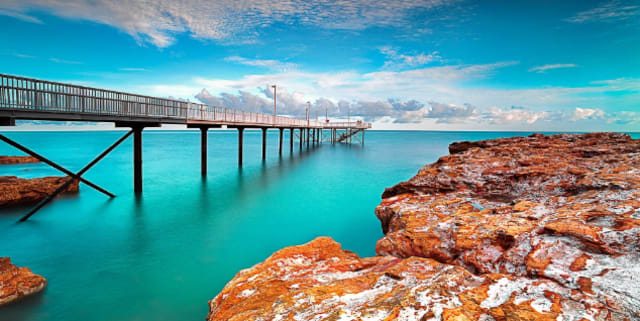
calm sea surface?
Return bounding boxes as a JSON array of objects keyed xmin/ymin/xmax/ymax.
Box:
[{"xmin": 1, "ymin": 130, "xmax": 637, "ymax": 321}]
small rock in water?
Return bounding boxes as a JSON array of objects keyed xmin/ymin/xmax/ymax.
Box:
[
  {"xmin": 0, "ymin": 257, "xmax": 47, "ymax": 306},
  {"xmin": 0, "ymin": 176, "xmax": 79, "ymax": 207}
]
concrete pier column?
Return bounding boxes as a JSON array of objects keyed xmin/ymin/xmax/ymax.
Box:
[
  {"xmin": 200, "ymin": 127, "xmax": 208, "ymax": 176},
  {"xmin": 306, "ymin": 128, "xmax": 310, "ymax": 148},
  {"xmin": 262, "ymin": 128, "xmax": 267, "ymax": 160},
  {"xmin": 279, "ymin": 128, "xmax": 284, "ymax": 155},
  {"xmin": 238, "ymin": 127, "xmax": 244, "ymax": 167}
]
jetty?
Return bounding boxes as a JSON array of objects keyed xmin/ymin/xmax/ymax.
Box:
[{"xmin": 0, "ymin": 73, "xmax": 371, "ymax": 221}]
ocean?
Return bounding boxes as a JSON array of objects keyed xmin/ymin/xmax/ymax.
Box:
[{"xmin": 1, "ymin": 130, "xmax": 636, "ymax": 321}]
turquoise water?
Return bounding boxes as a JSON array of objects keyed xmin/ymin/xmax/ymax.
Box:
[{"xmin": 1, "ymin": 130, "xmax": 635, "ymax": 321}]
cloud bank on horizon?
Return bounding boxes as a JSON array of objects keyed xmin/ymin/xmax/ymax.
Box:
[{"xmin": 0, "ymin": 0, "xmax": 638, "ymax": 131}]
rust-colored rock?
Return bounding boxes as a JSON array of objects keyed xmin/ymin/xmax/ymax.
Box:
[
  {"xmin": 208, "ymin": 133, "xmax": 640, "ymax": 320},
  {"xmin": 208, "ymin": 237, "xmax": 619, "ymax": 321},
  {"xmin": 0, "ymin": 257, "xmax": 46, "ymax": 306},
  {"xmin": 0, "ymin": 176, "xmax": 79, "ymax": 207},
  {"xmin": 0, "ymin": 156, "xmax": 40, "ymax": 165}
]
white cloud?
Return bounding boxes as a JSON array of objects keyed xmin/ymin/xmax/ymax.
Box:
[
  {"xmin": 0, "ymin": 0, "xmax": 457, "ymax": 47},
  {"xmin": 49, "ymin": 57, "xmax": 83, "ymax": 64},
  {"xmin": 224, "ymin": 56, "xmax": 297, "ymax": 72},
  {"xmin": 0, "ymin": 8, "xmax": 42, "ymax": 23},
  {"xmin": 528, "ymin": 64, "xmax": 577, "ymax": 73},
  {"xmin": 567, "ymin": 0, "xmax": 639, "ymax": 23},
  {"xmin": 571, "ymin": 107, "xmax": 605, "ymax": 121},
  {"xmin": 607, "ymin": 111, "xmax": 640, "ymax": 125},
  {"xmin": 119, "ymin": 67, "xmax": 147, "ymax": 72},
  {"xmin": 426, "ymin": 102, "xmax": 477, "ymax": 123},
  {"xmin": 379, "ymin": 46, "xmax": 440, "ymax": 69},
  {"xmin": 485, "ymin": 106, "xmax": 548, "ymax": 125}
]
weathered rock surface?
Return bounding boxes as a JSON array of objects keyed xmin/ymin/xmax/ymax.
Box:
[
  {"xmin": 208, "ymin": 133, "xmax": 640, "ymax": 320},
  {"xmin": 0, "ymin": 176, "xmax": 79, "ymax": 207},
  {"xmin": 0, "ymin": 257, "xmax": 46, "ymax": 306},
  {"xmin": 0, "ymin": 156, "xmax": 40, "ymax": 165}
]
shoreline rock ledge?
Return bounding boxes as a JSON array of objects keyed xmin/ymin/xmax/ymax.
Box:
[
  {"xmin": 0, "ymin": 156, "xmax": 40, "ymax": 165},
  {"xmin": 207, "ymin": 133, "xmax": 640, "ymax": 321},
  {"xmin": 0, "ymin": 258, "xmax": 47, "ymax": 306}
]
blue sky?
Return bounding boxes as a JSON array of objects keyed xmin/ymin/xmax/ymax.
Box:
[{"xmin": 0, "ymin": 0, "xmax": 639, "ymax": 130}]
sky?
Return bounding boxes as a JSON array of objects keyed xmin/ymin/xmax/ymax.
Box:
[{"xmin": 0, "ymin": 0, "xmax": 639, "ymax": 131}]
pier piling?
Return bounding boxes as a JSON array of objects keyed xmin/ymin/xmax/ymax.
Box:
[
  {"xmin": 238, "ymin": 128, "xmax": 244, "ymax": 166},
  {"xmin": 200, "ymin": 127, "xmax": 208, "ymax": 176},
  {"xmin": 133, "ymin": 127, "xmax": 143, "ymax": 195},
  {"xmin": 279, "ymin": 128, "xmax": 283, "ymax": 156},
  {"xmin": 262, "ymin": 128, "xmax": 267, "ymax": 160},
  {"xmin": 289, "ymin": 128, "xmax": 293, "ymax": 153}
]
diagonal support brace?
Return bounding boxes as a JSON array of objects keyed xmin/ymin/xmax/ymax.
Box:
[
  {"xmin": 18, "ymin": 130, "xmax": 134, "ymax": 222},
  {"xmin": 0, "ymin": 134, "xmax": 115, "ymax": 198}
]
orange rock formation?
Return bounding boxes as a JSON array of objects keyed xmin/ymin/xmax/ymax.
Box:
[
  {"xmin": 0, "ymin": 156, "xmax": 40, "ymax": 165},
  {"xmin": 207, "ymin": 133, "xmax": 640, "ymax": 321},
  {"xmin": 0, "ymin": 258, "xmax": 46, "ymax": 306},
  {"xmin": 0, "ymin": 176, "xmax": 79, "ymax": 207}
]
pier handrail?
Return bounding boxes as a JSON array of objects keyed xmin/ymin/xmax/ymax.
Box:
[{"xmin": 0, "ymin": 73, "xmax": 369, "ymax": 129}]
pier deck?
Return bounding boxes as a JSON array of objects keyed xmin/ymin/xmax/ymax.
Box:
[{"xmin": 0, "ymin": 73, "xmax": 370, "ymax": 221}]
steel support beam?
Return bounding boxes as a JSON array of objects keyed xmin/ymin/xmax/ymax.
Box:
[
  {"xmin": 0, "ymin": 117, "xmax": 15, "ymax": 126},
  {"xmin": 19, "ymin": 130, "xmax": 133, "ymax": 222},
  {"xmin": 0, "ymin": 134, "xmax": 114, "ymax": 198}
]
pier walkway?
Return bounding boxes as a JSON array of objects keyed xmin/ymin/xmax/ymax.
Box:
[{"xmin": 0, "ymin": 73, "xmax": 370, "ymax": 221}]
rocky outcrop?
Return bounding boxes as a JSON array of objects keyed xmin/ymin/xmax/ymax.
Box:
[
  {"xmin": 0, "ymin": 156, "xmax": 40, "ymax": 165},
  {"xmin": 207, "ymin": 133, "xmax": 640, "ymax": 320},
  {"xmin": 0, "ymin": 258, "xmax": 46, "ymax": 306},
  {"xmin": 0, "ymin": 176, "xmax": 79, "ymax": 207}
]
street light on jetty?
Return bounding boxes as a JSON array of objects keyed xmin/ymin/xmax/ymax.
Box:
[
  {"xmin": 271, "ymin": 85, "xmax": 277, "ymax": 124},
  {"xmin": 306, "ymin": 101, "xmax": 310, "ymax": 126}
]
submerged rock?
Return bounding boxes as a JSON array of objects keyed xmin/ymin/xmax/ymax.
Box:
[
  {"xmin": 0, "ymin": 156, "xmax": 40, "ymax": 165},
  {"xmin": 208, "ymin": 133, "xmax": 640, "ymax": 320},
  {"xmin": 0, "ymin": 176, "xmax": 79, "ymax": 207},
  {"xmin": 0, "ymin": 258, "xmax": 46, "ymax": 306}
]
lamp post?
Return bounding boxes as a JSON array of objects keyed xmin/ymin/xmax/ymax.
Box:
[
  {"xmin": 325, "ymin": 107, "xmax": 328, "ymax": 123},
  {"xmin": 306, "ymin": 101, "xmax": 310, "ymax": 126},
  {"xmin": 271, "ymin": 85, "xmax": 277, "ymax": 124}
]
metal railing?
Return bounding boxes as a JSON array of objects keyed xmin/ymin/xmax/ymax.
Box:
[{"xmin": 0, "ymin": 73, "xmax": 370, "ymax": 129}]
